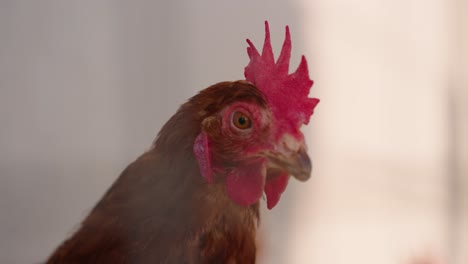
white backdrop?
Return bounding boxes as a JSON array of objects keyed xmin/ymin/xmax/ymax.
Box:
[{"xmin": 0, "ymin": 1, "xmax": 466, "ymax": 264}]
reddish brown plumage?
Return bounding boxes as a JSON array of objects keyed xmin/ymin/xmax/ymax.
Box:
[
  {"xmin": 47, "ymin": 22, "xmax": 320, "ymax": 263},
  {"xmin": 46, "ymin": 81, "xmax": 266, "ymax": 264}
]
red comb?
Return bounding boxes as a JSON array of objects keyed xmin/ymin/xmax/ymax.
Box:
[{"xmin": 244, "ymin": 21, "xmax": 319, "ymax": 138}]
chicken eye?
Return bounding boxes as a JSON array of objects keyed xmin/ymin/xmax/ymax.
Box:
[{"xmin": 232, "ymin": 111, "xmax": 252, "ymax": 130}]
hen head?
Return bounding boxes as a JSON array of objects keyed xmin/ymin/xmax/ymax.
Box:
[{"xmin": 193, "ymin": 22, "xmax": 319, "ymax": 210}]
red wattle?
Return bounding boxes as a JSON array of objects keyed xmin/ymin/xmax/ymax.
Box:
[
  {"xmin": 225, "ymin": 160, "xmax": 266, "ymax": 206},
  {"xmin": 264, "ymin": 172, "xmax": 290, "ymax": 209}
]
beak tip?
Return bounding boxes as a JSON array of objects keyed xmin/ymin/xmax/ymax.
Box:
[{"xmin": 294, "ymin": 170, "xmax": 311, "ymax": 182}]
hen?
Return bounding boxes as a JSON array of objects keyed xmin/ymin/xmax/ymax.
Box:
[{"xmin": 46, "ymin": 21, "xmax": 319, "ymax": 264}]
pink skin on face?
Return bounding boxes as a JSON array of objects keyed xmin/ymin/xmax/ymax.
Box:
[
  {"xmin": 194, "ymin": 100, "xmax": 295, "ymax": 209},
  {"xmin": 219, "ymin": 101, "xmax": 272, "ymax": 154}
]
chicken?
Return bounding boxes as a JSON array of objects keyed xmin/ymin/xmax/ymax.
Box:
[{"xmin": 46, "ymin": 21, "xmax": 319, "ymax": 264}]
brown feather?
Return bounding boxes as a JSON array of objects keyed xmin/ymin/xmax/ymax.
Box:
[{"xmin": 46, "ymin": 81, "xmax": 265, "ymax": 264}]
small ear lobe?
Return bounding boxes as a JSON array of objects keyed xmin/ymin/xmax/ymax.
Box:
[{"xmin": 193, "ymin": 131, "xmax": 213, "ymax": 183}]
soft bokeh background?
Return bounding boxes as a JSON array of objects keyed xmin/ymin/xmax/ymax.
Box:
[{"xmin": 0, "ymin": 1, "xmax": 466, "ymax": 264}]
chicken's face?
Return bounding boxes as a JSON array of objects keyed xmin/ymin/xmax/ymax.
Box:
[
  {"xmin": 219, "ymin": 92, "xmax": 313, "ymax": 210},
  {"xmin": 194, "ymin": 22, "xmax": 319, "ymax": 209},
  {"xmin": 193, "ymin": 82, "xmax": 313, "ymax": 209}
]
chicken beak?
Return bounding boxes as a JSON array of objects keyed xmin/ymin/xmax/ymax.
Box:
[{"xmin": 263, "ymin": 135, "xmax": 312, "ymax": 181}]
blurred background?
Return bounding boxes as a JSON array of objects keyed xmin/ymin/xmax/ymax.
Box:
[{"xmin": 0, "ymin": 1, "xmax": 466, "ymax": 264}]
